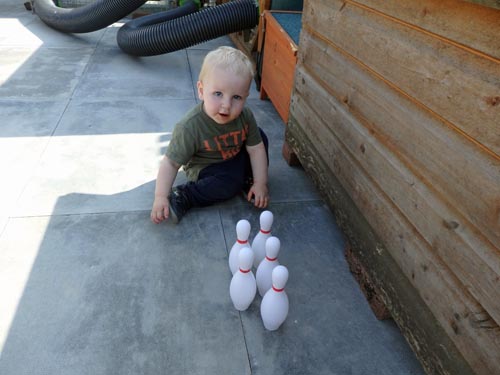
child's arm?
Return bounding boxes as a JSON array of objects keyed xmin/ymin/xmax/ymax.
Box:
[
  {"xmin": 246, "ymin": 142, "xmax": 269, "ymax": 208},
  {"xmin": 151, "ymin": 155, "xmax": 180, "ymax": 224}
]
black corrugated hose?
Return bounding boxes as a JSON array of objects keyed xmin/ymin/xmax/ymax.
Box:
[
  {"xmin": 33, "ymin": 0, "xmax": 147, "ymax": 33},
  {"xmin": 32, "ymin": 0, "xmax": 259, "ymax": 57},
  {"xmin": 117, "ymin": 0, "xmax": 258, "ymax": 56}
]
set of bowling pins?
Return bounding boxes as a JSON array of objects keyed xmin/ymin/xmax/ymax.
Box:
[{"xmin": 228, "ymin": 210, "xmax": 289, "ymax": 331}]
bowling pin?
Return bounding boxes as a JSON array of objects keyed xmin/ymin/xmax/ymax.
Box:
[
  {"xmin": 260, "ymin": 265, "xmax": 289, "ymax": 331},
  {"xmin": 256, "ymin": 236, "xmax": 280, "ymax": 297},
  {"xmin": 228, "ymin": 219, "xmax": 252, "ymax": 274},
  {"xmin": 252, "ymin": 210, "xmax": 273, "ymax": 268},
  {"xmin": 230, "ymin": 247, "xmax": 257, "ymax": 311}
]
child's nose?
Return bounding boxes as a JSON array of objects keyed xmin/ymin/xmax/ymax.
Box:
[{"xmin": 221, "ymin": 97, "xmax": 231, "ymax": 110}]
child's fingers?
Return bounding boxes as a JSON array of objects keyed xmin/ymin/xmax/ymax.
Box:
[
  {"xmin": 253, "ymin": 195, "xmax": 260, "ymax": 207},
  {"xmin": 253, "ymin": 195, "xmax": 268, "ymax": 208},
  {"xmin": 261, "ymin": 197, "xmax": 269, "ymax": 208},
  {"xmin": 151, "ymin": 208, "xmax": 166, "ymax": 224}
]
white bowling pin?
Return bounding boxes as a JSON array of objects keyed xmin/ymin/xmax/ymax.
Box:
[
  {"xmin": 230, "ymin": 247, "xmax": 257, "ymax": 311},
  {"xmin": 256, "ymin": 236, "xmax": 280, "ymax": 297},
  {"xmin": 228, "ymin": 219, "xmax": 252, "ymax": 274},
  {"xmin": 260, "ymin": 265, "xmax": 289, "ymax": 331},
  {"xmin": 252, "ymin": 210, "xmax": 273, "ymax": 268}
]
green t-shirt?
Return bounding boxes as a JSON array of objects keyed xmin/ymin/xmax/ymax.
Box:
[{"xmin": 167, "ymin": 102, "xmax": 262, "ymax": 181}]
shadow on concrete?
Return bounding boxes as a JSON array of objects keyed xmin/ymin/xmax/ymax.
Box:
[
  {"xmin": 0, "ymin": 185, "xmax": 425, "ymax": 375},
  {"xmin": 0, "ymin": 183, "xmax": 255, "ymax": 374}
]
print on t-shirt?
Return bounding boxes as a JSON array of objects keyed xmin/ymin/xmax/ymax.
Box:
[{"xmin": 202, "ymin": 124, "xmax": 249, "ymax": 160}]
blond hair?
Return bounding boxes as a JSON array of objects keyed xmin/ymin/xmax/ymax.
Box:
[{"xmin": 199, "ymin": 46, "xmax": 255, "ymax": 83}]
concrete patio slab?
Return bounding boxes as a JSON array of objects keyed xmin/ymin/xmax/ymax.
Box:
[
  {"xmin": 0, "ymin": 209, "xmax": 250, "ymax": 375},
  {"xmin": 0, "ymin": 46, "xmax": 93, "ymax": 99},
  {"xmin": 73, "ymin": 47, "xmax": 195, "ymax": 99},
  {"xmin": 0, "ymin": 16, "xmax": 106, "ymax": 48},
  {"xmin": 14, "ymin": 97, "xmax": 194, "ymax": 216},
  {"xmin": 221, "ymin": 202, "xmax": 422, "ymax": 375},
  {"xmin": 0, "ymin": 99, "xmax": 68, "ymax": 233}
]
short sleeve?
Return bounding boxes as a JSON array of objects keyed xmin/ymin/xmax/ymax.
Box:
[
  {"xmin": 166, "ymin": 123, "xmax": 197, "ymax": 166},
  {"xmin": 243, "ymin": 108, "xmax": 262, "ymax": 147}
]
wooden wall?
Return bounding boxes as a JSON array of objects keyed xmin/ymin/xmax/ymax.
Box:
[{"xmin": 285, "ymin": 0, "xmax": 500, "ymax": 374}]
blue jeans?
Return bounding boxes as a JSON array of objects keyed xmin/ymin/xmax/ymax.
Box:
[{"xmin": 181, "ymin": 129, "xmax": 269, "ymax": 207}]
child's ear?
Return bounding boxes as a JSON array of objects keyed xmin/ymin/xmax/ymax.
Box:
[{"xmin": 196, "ymin": 81, "xmax": 204, "ymax": 100}]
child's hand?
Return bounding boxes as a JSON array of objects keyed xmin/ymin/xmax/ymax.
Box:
[
  {"xmin": 247, "ymin": 182, "xmax": 269, "ymax": 208},
  {"xmin": 151, "ymin": 196, "xmax": 169, "ymax": 224}
]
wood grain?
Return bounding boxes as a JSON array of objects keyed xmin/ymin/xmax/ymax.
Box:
[{"xmin": 287, "ymin": 0, "xmax": 500, "ymax": 372}]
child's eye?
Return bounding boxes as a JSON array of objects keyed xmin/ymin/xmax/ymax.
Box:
[
  {"xmin": 213, "ymin": 91, "xmax": 222, "ymax": 97},
  {"xmin": 233, "ymin": 95, "xmax": 243, "ymax": 100}
]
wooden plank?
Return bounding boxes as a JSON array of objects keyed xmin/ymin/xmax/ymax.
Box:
[
  {"xmin": 352, "ymin": 0, "xmax": 500, "ymax": 59},
  {"xmin": 287, "ymin": 71, "xmax": 500, "ymax": 373},
  {"xmin": 285, "ymin": 115, "xmax": 478, "ymax": 375},
  {"xmin": 294, "ymin": 61, "xmax": 500, "ymax": 326},
  {"xmin": 301, "ymin": 0, "xmax": 500, "ymax": 158},
  {"xmin": 297, "ymin": 30, "xmax": 500, "ymax": 265},
  {"xmin": 257, "ymin": 0, "xmax": 273, "ymax": 53},
  {"xmin": 294, "ymin": 38, "xmax": 500, "ymax": 327},
  {"xmin": 463, "ymin": 0, "xmax": 500, "ymax": 10},
  {"xmin": 344, "ymin": 243, "xmax": 391, "ymax": 320},
  {"xmin": 259, "ymin": 11, "xmax": 298, "ymax": 123},
  {"xmin": 291, "ymin": 1, "xmax": 500, "ymax": 372},
  {"xmin": 291, "ymin": 62, "xmax": 500, "ymax": 331}
]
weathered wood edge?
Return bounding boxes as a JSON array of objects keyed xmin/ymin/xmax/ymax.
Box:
[
  {"xmin": 285, "ymin": 116, "xmax": 475, "ymax": 375},
  {"xmin": 463, "ymin": 0, "xmax": 500, "ymax": 10},
  {"xmin": 344, "ymin": 243, "xmax": 391, "ymax": 320}
]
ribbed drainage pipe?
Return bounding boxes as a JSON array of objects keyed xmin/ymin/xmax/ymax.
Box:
[
  {"xmin": 33, "ymin": 0, "xmax": 147, "ymax": 33},
  {"xmin": 117, "ymin": 0, "xmax": 258, "ymax": 56},
  {"xmin": 33, "ymin": 0, "xmax": 258, "ymax": 57}
]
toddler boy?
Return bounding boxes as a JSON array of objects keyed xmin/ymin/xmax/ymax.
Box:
[{"xmin": 151, "ymin": 46, "xmax": 269, "ymax": 224}]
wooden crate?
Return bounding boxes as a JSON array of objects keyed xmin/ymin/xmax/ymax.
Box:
[
  {"xmin": 259, "ymin": 11, "xmax": 301, "ymax": 124},
  {"xmin": 286, "ymin": 0, "xmax": 500, "ymax": 374}
]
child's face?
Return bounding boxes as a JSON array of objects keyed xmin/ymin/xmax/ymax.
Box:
[{"xmin": 197, "ymin": 67, "xmax": 251, "ymax": 125}]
